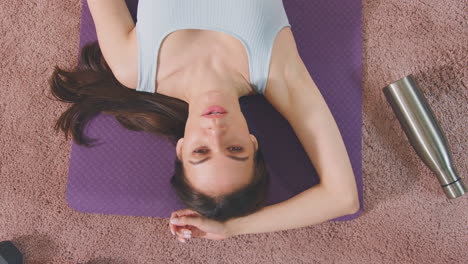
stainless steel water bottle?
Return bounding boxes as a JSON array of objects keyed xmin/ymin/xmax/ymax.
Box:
[{"xmin": 383, "ymin": 74, "xmax": 466, "ymax": 199}]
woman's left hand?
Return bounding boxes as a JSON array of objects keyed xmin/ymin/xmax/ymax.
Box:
[{"xmin": 169, "ymin": 209, "xmax": 231, "ymax": 242}]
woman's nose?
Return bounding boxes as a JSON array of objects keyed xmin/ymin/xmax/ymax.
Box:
[
  {"xmin": 206, "ymin": 129, "xmax": 223, "ymax": 138},
  {"xmin": 205, "ymin": 119, "xmax": 227, "ymax": 135}
]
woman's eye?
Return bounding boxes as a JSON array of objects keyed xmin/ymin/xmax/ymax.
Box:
[
  {"xmin": 193, "ymin": 147, "xmax": 242, "ymax": 153},
  {"xmin": 193, "ymin": 148, "xmax": 209, "ymax": 154},
  {"xmin": 228, "ymin": 146, "xmax": 243, "ymax": 152}
]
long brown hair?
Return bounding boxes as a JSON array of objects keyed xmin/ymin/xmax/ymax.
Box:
[{"xmin": 49, "ymin": 41, "xmax": 270, "ymax": 222}]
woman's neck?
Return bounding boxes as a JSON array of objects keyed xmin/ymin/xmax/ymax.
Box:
[{"xmin": 156, "ymin": 57, "xmax": 254, "ymax": 104}]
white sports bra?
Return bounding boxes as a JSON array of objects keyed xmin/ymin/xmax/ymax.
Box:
[{"xmin": 135, "ymin": 0, "xmax": 291, "ymax": 94}]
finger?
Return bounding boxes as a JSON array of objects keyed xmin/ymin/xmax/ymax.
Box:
[
  {"xmin": 172, "ymin": 209, "xmax": 189, "ymax": 218},
  {"xmin": 176, "ymin": 228, "xmax": 192, "ymax": 239},
  {"xmin": 169, "ymin": 217, "xmax": 175, "ymax": 235},
  {"xmin": 184, "ymin": 225, "xmax": 205, "ymax": 238},
  {"xmin": 169, "ymin": 217, "xmax": 192, "ymax": 235},
  {"xmin": 171, "ymin": 215, "xmax": 202, "ymax": 227},
  {"xmin": 172, "ymin": 209, "xmax": 201, "ymax": 218},
  {"xmin": 169, "ymin": 218, "xmax": 180, "ymax": 235},
  {"xmin": 171, "ymin": 224, "xmax": 186, "ymax": 237},
  {"xmin": 171, "ymin": 224, "xmax": 199, "ymax": 238},
  {"xmin": 169, "ymin": 222, "xmax": 176, "ymax": 236}
]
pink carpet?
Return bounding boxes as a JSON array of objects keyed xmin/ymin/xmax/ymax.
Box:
[{"xmin": 1, "ymin": 0, "xmax": 466, "ymax": 263}]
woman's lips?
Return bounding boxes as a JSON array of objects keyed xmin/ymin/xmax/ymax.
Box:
[
  {"xmin": 203, "ymin": 113, "xmax": 227, "ymax": 119},
  {"xmin": 202, "ymin": 106, "xmax": 228, "ymax": 118}
]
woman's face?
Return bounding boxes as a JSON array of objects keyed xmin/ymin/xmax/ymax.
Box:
[{"xmin": 176, "ymin": 91, "xmax": 258, "ymax": 197}]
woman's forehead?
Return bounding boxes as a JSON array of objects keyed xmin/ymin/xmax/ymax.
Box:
[{"xmin": 184, "ymin": 160, "xmax": 254, "ymax": 196}]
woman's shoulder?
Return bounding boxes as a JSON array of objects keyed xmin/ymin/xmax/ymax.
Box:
[
  {"xmin": 266, "ymin": 26, "xmax": 303, "ymax": 90},
  {"xmin": 114, "ymin": 27, "xmax": 139, "ymax": 90},
  {"xmin": 263, "ymin": 27, "xmax": 305, "ymax": 107}
]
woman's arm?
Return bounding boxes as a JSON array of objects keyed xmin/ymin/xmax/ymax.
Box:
[
  {"xmin": 265, "ymin": 52, "xmax": 360, "ymax": 200},
  {"xmin": 226, "ymin": 185, "xmax": 358, "ymax": 237},
  {"xmin": 226, "ymin": 50, "xmax": 360, "ymax": 237},
  {"xmin": 87, "ymin": 0, "xmax": 138, "ymax": 88}
]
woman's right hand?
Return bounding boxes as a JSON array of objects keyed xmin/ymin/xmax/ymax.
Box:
[{"xmin": 169, "ymin": 209, "xmax": 233, "ymax": 242}]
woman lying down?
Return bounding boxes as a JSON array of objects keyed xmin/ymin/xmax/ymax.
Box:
[{"xmin": 50, "ymin": 0, "xmax": 359, "ymax": 242}]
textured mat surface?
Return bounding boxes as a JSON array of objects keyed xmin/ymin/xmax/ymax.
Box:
[
  {"xmin": 1, "ymin": 0, "xmax": 467, "ymax": 263},
  {"xmin": 67, "ymin": 0, "xmax": 363, "ymax": 220}
]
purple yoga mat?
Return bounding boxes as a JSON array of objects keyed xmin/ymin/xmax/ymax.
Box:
[{"xmin": 67, "ymin": 0, "xmax": 363, "ymax": 221}]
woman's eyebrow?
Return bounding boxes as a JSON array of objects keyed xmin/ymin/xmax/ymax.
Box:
[{"xmin": 188, "ymin": 155, "xmax": 249, "ymax": 165}]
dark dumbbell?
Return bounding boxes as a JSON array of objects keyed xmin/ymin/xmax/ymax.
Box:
[{"xmin": 0, "ymin": 241, "xmax": 23, "ymax": 264}]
